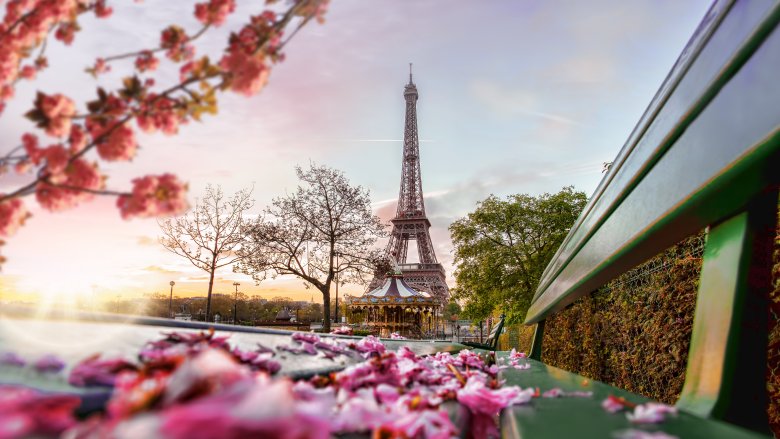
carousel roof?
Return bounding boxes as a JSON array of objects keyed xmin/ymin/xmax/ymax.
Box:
[
  {"xmin": 365, "ymin": 271, "xmax": 431, "ymax": 299},
  {"xmin": 348, "ymin": 270, "xmax": 438, "ymax": 306}
]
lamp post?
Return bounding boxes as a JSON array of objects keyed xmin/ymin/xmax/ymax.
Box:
[
  {"xmin": 233, "ymin": 282, "xmax": 240, "ymax": 325},
  {"xmin": 334, "ymin": 251, "xmax": 341, "ymax": 324},
  {"xmin": 168, "ymin": 281, "xmax": 175, "ymax": 318}
]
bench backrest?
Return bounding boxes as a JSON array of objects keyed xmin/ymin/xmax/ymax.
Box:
[
  {"xmin": 484, "ymin": 314, "xmax": 506, "ymax": 349},
  {"xmin": 526, "ymin": 0, "xmax": 780, "ymax": 433}
]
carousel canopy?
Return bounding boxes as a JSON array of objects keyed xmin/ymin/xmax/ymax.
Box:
[
  {"xmin": 366, "ymin": 272, "xmax": 431, "ymax": 299},
  {"xmin": 349, "ymin": 270, "xmax": 437, "ymax": 306}
]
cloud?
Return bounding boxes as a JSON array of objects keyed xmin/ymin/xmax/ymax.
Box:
[
  {"xmin": 470, "ymin": 80, "xmax": 584, "ymax": 126},
  {"xmin": 142, "ymin": 265, "xmax": 178, "ymax": 274},
  {"xmin": 137, "ymin": 236, "xmax": 158, "ymax": 247}
]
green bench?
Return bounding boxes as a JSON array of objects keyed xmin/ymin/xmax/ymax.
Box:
[
  {"xmin": 462, "ymin": 314, "xmax": 505, "ymax": 351},
  {"xmin": 502, "ymin": 0, "xmax": 780, "ymax": 437}
]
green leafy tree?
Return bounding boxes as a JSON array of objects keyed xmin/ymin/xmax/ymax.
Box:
[
  {"xmin": 443, "ymin": 301, "xmax": 462, "ymax": 321},
  {"xmin": 449, "ymin": 186, "xmax": 587, "ymax": 323}
]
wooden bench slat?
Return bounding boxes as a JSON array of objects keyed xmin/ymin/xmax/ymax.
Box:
[
  {"xmin": 527, "ymin": 1, "xmax": 780, "ymax": 324},
  {"xmin": 499, "ymin": 356, "xmax": 768, "ymax": 439}
]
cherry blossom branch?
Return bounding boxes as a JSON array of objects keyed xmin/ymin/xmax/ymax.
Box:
[
  {"xmin": 1, "ymin": 10, "xmax": 36, "ymax": 38},
  {"xmin": 101, "ymin": 24, "xmax": 211, "ymax": 63},
  {"xmin": 44, "ymin": 182, "xmax": 128, "ymax": 197}
]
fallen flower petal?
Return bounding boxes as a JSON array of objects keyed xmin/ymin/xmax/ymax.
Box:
[
  {"xmin": 33, "ymin": 354, "xmax": 65, "ymax": 373},
  {"xmin": 68, "ymin": 354, "xmax": 137, "ymax": 387},
  {"xmin": 627, "ymin": 403, "xmax": 678, "ymax": 424},
  {"xmin": 0, "ymin": 385, "xmax": 80, "ymax": 438},
  {"xmin": 0, "ymin": 352, "xmax": 26, "ymax": 367},
  {"xmin": 602, "ymin": 395, "xmax": 636, "ymax": 413},
  {"xmin": 614, "ymin": 429, "xmax": 679, "ymax": 439}
]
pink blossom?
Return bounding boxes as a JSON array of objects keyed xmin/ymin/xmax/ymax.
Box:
[
  {"xmin": 314, "ymin": 340, "xmax": 349, "ymax": 357},
  {"xmin": 0, "ymin": 352, "xmax": 26, "ymax": 367},
  {"xmin": 41, "ymin": 144, "xmax": 69, "ymax": 175},
  {"xmin": 162, "ymin": 349, "xmax": 249, "ymax": 406},
  {"xmin": 55, "ymin": 22, "xmax": 76, "ymax": 45},
  {"xmin": 91, "ymin": 58, "xmax": 111, "ymax": 76},
  {"xmin": 39, "ymin": 93, "xmax": 75, "ymax": 138},
  {"xmin": 454, "ymin": 349, "xmax": 486, "ymax": 370},
  {"xmin": 19, "ymin": 65, "xmax": 36, "ymax": 79},
  {"xmin": 87, "ymin": 120, "xmax": 137, "ymax": 161},
  {"xmin": 390, "ymin": 332, "xmax": 406, "ymax": 340},
  {"xmin": 134, "ymin": 51, "xmax": 160, "ymax": 72},
  {"xmin": 277, "ymin": 342, "xmax": 317, "ymax": 356},
  {"xmin": 354, "ymin": 335, "xmax": 386, "ymax": 357},
  {"xmin": 68, "ymin": 354, "xmax": 137, "ymax": 387},
  {"xmin": 627, "ymin": 403, "xmax": 677, "ymax": 424},
  {"xmin": 291, "ymin": 380, "xmax": 336, "ymax": 405},
  {"xmin": 330, "ymin": 325, "xmax": 353, "ymax": 335},
  {"xmin": 542, "ymin": 387, "xmax": 593, "ymax": 398},
  {"xmin": 292, "ymin": 332, "xmax": 320, "ymax": 344},
  {"xmin": 107, "ymin": 371, "xmax": 170, "ymax": 418},
  {"xmin": 295, "ymin": 0, "xmax": 329, "ymax": 24},
  {"xmin": 160, "ymin": 26, "xmax": 193, "ymax": 62},
  {"xmin": 219, "ymin": 49, "xmax": 269, "ymax": 97},
  {"xmin": 331, "ymin": 387, "xmax": 396, "ymax": 432},
  {"xmin": 117, "ymin": 173, "xmax": 189, "ymax": 219},
  {"xmin": 35, "ymin": 159, "xmax": 103, "ymax": 211},
  {"xmin": 159, "ymin": 378, "xmax": 331, "ymax": 439},
  {"xmin": 33, "ymin": 354, "xmax": 65, "ymax": 373},
  {"xmin": 231, "ymin": 349, "xmax": 281, "ymax": 374},
  {"xmin": 456, "ymin": 377, "xmax": 533, "ymax": 417},
  {"xmin": 136, "ymin": 95, "xmax": 182, "ymax": 135},
  {"xmin": 602, "ymin": 395, "xmax": 627, "ymax": 413},
  {"xmin": 614, "ymin": 430, "xmax": 679, "ymax": 439},
  {"xmin": 509, "ymin": 348, "xmax": 526, "ymax": 359},
  {"xmin": 0, "ymin": 386, "xmax": 80, "ymax": 438},
  {"xmin": 335, "ymin": 353, "xmax": 402, "ymax": 391},
  {"xmin": 22, "ymin": 133, "xmax": 41, "ymax": 163},
  {"xmin": 14, "ymin": 159, "xmax": 31, "ymax": 174},
  {"xmin": 0, "ymin": 198, "xmax": 28, "ymax": 237},
  {"xmin": 94, "ymin": 0, "xmax": 113, "ymax": 18},
  {"xmin": 68, "ymin": 124, "xmax": 87, "ymax": 154},
  {"xmin": 194, "ymin": 0, "xmax": 236, "ymax": 26},
  {"xmin": 384, "ymin": 409, "xmax": 457, "ymax": 439}
]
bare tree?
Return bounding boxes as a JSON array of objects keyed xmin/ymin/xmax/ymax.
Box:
[
  {"xmin": 159, "ymin": 185, "xmax": 253, "ymax": 321},
  {"xmin": 236, "ymin": 164, "xmax": 386, "ymax": 332}
]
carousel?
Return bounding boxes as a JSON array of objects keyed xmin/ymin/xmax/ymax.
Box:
[{"xmin": 348, "ymin": 270, "xmax": 441, "ymax": 339}]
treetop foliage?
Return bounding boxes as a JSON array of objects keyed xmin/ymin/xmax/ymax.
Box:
[{"xmin": 449, "ymin": 186, "xmax": 587, "ymax": 324}]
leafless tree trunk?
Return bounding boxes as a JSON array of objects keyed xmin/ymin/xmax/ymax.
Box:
[
  {"xmin": 236, "ymin": 164, "xmax": 386, "ymax": 332},
  {"xmin": 159, "ymin": 185, "xmax": 253, "ymax": 322}
]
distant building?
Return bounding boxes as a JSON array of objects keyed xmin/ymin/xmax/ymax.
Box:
[{"xmin": 275, "ymin": 308, "xmax": 292, "ymax": 322}]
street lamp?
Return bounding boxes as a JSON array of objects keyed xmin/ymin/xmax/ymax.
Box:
[
  {"xmin": 233, "ymin": 282, "xmax": 240, "ymax": 325},
  {"xmin": 168, "ymin": 281, "xmax": 175, "ymax": 318}
]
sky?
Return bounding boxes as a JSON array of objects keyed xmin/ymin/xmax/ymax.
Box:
[{"xmin": 0, "ymin": 0, "xmax": 712, "ymax": 305}]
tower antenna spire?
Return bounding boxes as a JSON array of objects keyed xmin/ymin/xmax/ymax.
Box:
[{"xmin": 409, "ymin": 63, "xmax": 413, "ymax": 84}]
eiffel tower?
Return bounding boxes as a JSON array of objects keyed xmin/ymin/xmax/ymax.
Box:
[{"xmin": 369, "ymin": 66, "xmax": 450, "ymax": 303}]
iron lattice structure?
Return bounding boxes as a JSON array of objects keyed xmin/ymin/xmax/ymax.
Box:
[{"xmin": 369, "ymin": 68, "xmax": 450, "ymax": 303}]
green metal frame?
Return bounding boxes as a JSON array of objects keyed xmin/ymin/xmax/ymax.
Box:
[
  {"xmin": 677, "ymin": 194, "xmax": 776, "ymax": 431},
  {"xmin": 523, "ymin": 0, "xmax": 780, "ymax": 433},
  {"xmin": 462, "ymin": 314, "xmax": 506, "ymax": 351}
]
